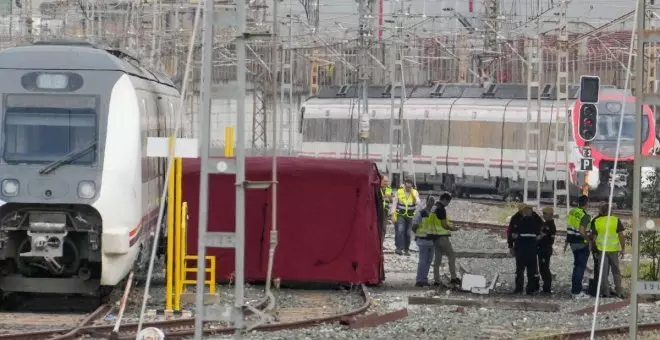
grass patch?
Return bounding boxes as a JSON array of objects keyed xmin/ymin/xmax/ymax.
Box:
[{"xmin": 494, "ymin": 202, "xmax": 518, "ymax": 224}]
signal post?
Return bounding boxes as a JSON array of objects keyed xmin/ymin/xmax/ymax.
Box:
[
  {"xmin": 631, "ymin": 0, "xmax": 660, "ymax": 338},
  {"xmin": 576, "ymin": 76, "xmax": 600, "ymax": 195}
]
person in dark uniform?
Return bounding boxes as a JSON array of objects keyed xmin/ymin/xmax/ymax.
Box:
[
  {"xmin": 537, "ymin": 207, "xmax": 557, "ymax": 295},
  {"xmin": 508, "ymin": 202, "xmax": 543, "ymax": 295}
]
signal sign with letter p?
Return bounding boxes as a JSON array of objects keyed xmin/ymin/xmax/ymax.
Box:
[{"xmin": 580, "ymin": 158, "xmax": 593, "ymax": 171}]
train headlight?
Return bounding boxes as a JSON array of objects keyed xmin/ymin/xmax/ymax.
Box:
[
  {"xmin": 1, "ymin": 179, "xmax": 19, "ymax": 196},
  {"xmin": 78, "ymin": 181, "xmax": 96, "ymax": 199}
]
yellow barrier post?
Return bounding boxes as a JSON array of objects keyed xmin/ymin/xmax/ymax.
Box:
[
  {"xmin": 176, "ymin": 201, "xmax": 217, "ymax": 302},
  {"xmin": 165, "ymin": 137, "xmax": 175, "ymax": 312},
  {"xmin": 173, "ymin": 158, "xmax": 183, "ymax": 311},
  {"xmin": 225, "ymin": 127, "xmax": 234, "ymax": 157},
  {"xmin": 176, "ymin": 202, "xmax": 188, "ymax": 308}
]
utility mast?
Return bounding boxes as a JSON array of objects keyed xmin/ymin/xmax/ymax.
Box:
[
  {"xmin": 387, "ymin": 0, "xmax": 412, "ymax": 186},
  {"xmin": 480, "ymin": 0, "xmax": 499, "ymax": 83},
  {"xmin": 522, "ymin": 23, "xmax": 543, "ymax": 207},
  {"xmin": 357, "ymin": 0, "xmax": 372, "ymax": 159},
  {"xmin": 280, "ymin": 4, "xmax": 295, "ymax": 155},
  {"xmin": 553, "ymin": 0, "xmax": 570, "ymax": 212},
  {"xmin": 250, "ymin": 0, "xmax": 270, "ymax": 152}
]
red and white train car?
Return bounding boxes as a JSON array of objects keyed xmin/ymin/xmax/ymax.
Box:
[{"xmin": 299, "ymin": 84, "xmax": 657, "ymax": 205}]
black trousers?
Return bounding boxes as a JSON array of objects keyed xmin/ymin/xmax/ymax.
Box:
[
  {"xmin": 515, "ymin": 246, "xmax": 539, "ymax": 293},
  {"xmin": 538, "ymin": 251, "xmax": 552, "ymax": 292}
]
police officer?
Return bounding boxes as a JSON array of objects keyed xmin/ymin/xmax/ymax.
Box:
[
  {"xmin": 380, "ymin": 175, "xmax": 393, "ymax": 244},
  {"xmin": 412, "ymin": 196, "xmax": 437, "ymax": 287},
  {"xmin": 538, "ymin": 207, "xmax": 557, "ymax": 295},
  {"xmin": 589, "ymin": 204, "xmax": 625, "ymax": 299},
  {"xmin": 508, "ymin": 202, "xmax": 542, "ymax": 295},
  {"xmin": 389, "ymin": 178, "xmax": 421, "ymax": 256},
  {"xmin": 565, "ymin": 195, "xmax": 591, "ymax": 298}
]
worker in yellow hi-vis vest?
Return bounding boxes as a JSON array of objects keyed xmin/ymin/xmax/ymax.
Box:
[
  {"xmin": 589, "ymin": 204, "xmax": 625, "ymax": 299},
  {"xmin": 380, "ymin": 175, "xmax": 393, "ymax": 245},
  {"xmin": 389, "ymin": 178, "xmax": 421, "ymax": 256}
]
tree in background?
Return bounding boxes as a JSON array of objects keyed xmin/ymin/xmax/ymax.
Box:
[{"xmin": 639, "ymin": 167, "xmax": 660, "ymax": 280}]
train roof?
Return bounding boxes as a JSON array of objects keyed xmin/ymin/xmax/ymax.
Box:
[
  {"xmin": 313, "ymin": 83, "xmax": 627, "ymax": 100},
  {"xmin": 0, "ymin": 40, "xmax": 176, "ymax": 89}
]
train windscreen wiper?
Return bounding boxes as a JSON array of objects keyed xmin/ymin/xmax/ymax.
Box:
[{"xmin": 38, "ymin": 141, "xmax": 98, "ymax": 175}]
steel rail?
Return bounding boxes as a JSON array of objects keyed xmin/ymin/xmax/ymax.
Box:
[
  {"xmin": 0, "ymin": 296, "xmax": 270, "ymax": 340},
  {"xmin": 104, "ymin": 284, "xmax": 371, "ymax": 339},
  {"xmin": 0, "ymin": 303, "xmax": 113, "ymax": 340},
  {"xmin": 528, "ymin": 322, "xmax": 660, "ymax": 339}
]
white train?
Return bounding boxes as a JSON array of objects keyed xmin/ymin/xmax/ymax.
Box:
[
  {"xmin": 0, "ymin": 41, "xmax": 177, "ymax": 296},
  {"xmin": 299, "ymin": 84, "xmax": 658, "ymax": 205}
]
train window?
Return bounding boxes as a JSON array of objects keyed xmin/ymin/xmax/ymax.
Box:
[{"xmin": 3, "ymin": 108, "xmax": 97, "ymax": 164}]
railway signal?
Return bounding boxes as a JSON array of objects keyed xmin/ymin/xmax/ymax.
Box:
[
  {"xmin": 578, "ymin": 75, "xmax": 600, "ymax": 142},
  {"xmin": 578, "ymin": 103, "xmax": 598, "ymax": 141},
  {"xmin": 579, "ymin": 75, "xmax": 600, "ymax": 104}
]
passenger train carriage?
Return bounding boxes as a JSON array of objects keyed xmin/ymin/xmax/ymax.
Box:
[
  {"xmin": 299, "ymin": 84, "xmax": 658, "ymax": 205},
  {"xmin": 0, "ymin": 41, "xmax": 177, "ymax": 296}
]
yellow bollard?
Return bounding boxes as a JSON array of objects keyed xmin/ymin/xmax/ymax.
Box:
[
  {"xmin": 165, "ymin": 137, "xmax": 175, "ymax": 312},
  {"xmin": 173, "ymin": 158, "xmax": 183, "ymax": 311},
  {"xmin": 177, "ymin": 202, "xmax": 188, "ymax": 307},
  {"xmin": 225, "ymin": 127, "xmax": 234, "ymax": 157}
]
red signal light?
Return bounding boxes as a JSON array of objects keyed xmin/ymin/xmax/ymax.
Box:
[{"xmin": 583, "ymin": 118, "xmax": 593, "ymax": 127}]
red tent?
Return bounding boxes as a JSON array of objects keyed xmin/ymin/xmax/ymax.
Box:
[{"xmin": 181, "ymin": 157, "xmax": 384, "ymax": 285}]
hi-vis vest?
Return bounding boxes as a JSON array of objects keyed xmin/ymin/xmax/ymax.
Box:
[
  {"xmin": 415, "ymin": 207, "xmax": 451, "ymax": 237},
  {"xmin": 566, "ymin": 207, "xmax": 588, "ymax": 244},
  {"xmin": 396, "ymin": 188, "xmax": 418, "ymax": 217},
  {"xmin": 594, "ymin": 215, "xmax": 621, "ymax": 252},
  {"xmin": 381, "ymin": 186, "xmax": 393, "ymax": 211}
]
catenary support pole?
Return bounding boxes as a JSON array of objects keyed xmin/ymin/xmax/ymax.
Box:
[
  {"xmin": 234, "ymin": 0, "xmax": 248, "ymax": 334},
  {"xmin": 630, "ymin": 0, "xmax": 646, "ymax": 338},
  {"xmin": 193, "ymin": 0, "xmax": 214, "ymax": 336},
  {"xmin": 136, "ymin": 0, "xmax": 202, "ymax": 334}
]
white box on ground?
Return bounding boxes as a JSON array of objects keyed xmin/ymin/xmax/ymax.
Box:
[
  {"xmin": 461, "ymin": 273, "xmax": 487, "ymax": 292},
  {"xmin": 147, "ymin": 137, "xmax": 199, "ymax": 158}
]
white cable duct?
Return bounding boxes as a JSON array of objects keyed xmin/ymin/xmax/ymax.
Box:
[
  {"xmin": 136, "ymin": 0, "xmax": 202, "ymax": 334},
  {"xmin": 588, "ymin": 0, "xmax": 639, "ymax": 337}
]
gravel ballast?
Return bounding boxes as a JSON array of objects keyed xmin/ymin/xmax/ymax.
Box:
[{"xmin": 224, "ymin": 200, "xmax": 656, "ymax": 340}]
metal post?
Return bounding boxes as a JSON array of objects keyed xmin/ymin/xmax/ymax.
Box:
[
  {"xmin": 523, "ymin": 23, "xmax": 542, "ymax": 207},
  {"xmin": 387, "ymin": 2, "xmax": 406, "ymax": 185},
  {"xmin": 193, "ymin": 0, "xmax": 214, "ymax": 337},
  {"xmin": 234, "ymin": 0, "xmax": 248, "ymax": 334},
  {"xmin": 554, "ymin": 0, "xmax": 570, "ymax": 213},
  {"xmin": 280, "ymin": 0, "xmax": 294, "ymax": 155},
  {"xmin": 357, "ymin": 0, "xmax": 370, "ymax": 159},
  {"xmin": 630, "ymin": 0, "xmax": 646, "ymax": 337}
]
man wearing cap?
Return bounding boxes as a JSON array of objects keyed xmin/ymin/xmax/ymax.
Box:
[
  {"xmin": 508, "ymin": 202, "xmax": 543, "ymax": 295},
  {"xmin": 537, "ymin": 207, "xmax": 557, "ymax": 295}
]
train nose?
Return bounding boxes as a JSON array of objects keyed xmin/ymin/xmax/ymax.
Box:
[{"xmin": 586, "ymin": 169, "xmax": 600, "ymax": 189}]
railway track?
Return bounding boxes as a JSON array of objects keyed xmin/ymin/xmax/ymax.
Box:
[
  {"xmin": 418, "ymin": 192, "xmax": 633, "ymax": 216},
  {"xmin": 469, "ymin": 198, "xmax": 633, "ymax": 217},
  {"xmin": 530, "ymin": 322, "xmax": 660, "ymax": 339},
  {"xmin": 0, "ymin": 285, "xmax": 372, "ymax": 339},
  {"xmin": 0, "ymin": 303, "xmax": 113, "ymax": 340}
]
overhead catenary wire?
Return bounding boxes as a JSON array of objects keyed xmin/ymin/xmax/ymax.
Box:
[
  {"xmin": 588, "ymin": 0, "xmax": 639, "ymax": 337},
  {"xmin": 135, "ymin": 0, "xmax": 202, "ymax": 334}
]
